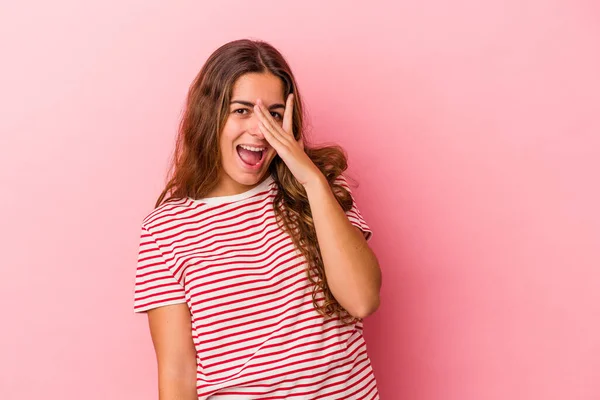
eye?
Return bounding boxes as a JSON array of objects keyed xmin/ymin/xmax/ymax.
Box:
[
  {"xmin": 233, "ymin": 108, "xmax": 249, "ymax": 115},
  {"xmin": 270, "ymin": 111, "xmax": 282, "ymax": 119}
]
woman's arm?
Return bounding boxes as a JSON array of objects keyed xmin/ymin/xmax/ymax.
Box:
[
  {"xmin": 305, "ymin": 175, "xmax": 382, "ymax": 319},
  {"xmin": 147, "ymin": 303, "xmax": 198, "ymax": 400},
  {"xmin": 252, "ymin": 97, "xmax": 381, "ymax": 318}
]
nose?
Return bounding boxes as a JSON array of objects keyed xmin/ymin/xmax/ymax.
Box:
[{"xmin": 248, "ymin": 114, "xmax": 265, "ymax": 139}]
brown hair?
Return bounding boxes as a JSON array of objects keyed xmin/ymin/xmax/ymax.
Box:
[{"xmin": 156, "ymin": 39, "xmax": 357, "ymax": 324}]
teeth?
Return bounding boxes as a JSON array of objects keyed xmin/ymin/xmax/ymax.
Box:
[{"xmin": 239, "ymin": 144, "xmax": 265, "ymax": 152}]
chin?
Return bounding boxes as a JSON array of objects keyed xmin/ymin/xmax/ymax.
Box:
[
  {"xmin": 237, "ymin": 174, "xmax": 263, "ymax": 186},
  {"xmin": 230, "ymin": 168, "xmax": 270, "ymax": 186}
]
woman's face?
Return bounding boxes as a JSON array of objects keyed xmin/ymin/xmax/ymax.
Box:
[{"xmin": 214, "ymin": 72, "xmax": 286, "ymax": 196}]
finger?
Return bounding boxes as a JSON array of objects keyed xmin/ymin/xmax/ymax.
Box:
[
  {"xmin": 255, "ymin": 102, "xmax": 291, "ymax": 145},
  {"xmin": 259, "ymin": 119, "xmax": 286, "ymax": 150},
  {"xmin": 282, "ymin": 93, "xmax": 294, "ymax": 135},
  {"xmin": 254, "ymin": 100, "xmax": 279, "ymax": 131}
]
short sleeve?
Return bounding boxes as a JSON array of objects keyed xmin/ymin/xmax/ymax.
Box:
[
  {"xmin": 133, "ymin": 225, "xmax": 187, "ymax": 313},
  {"xmin": 333, "ymin": 174, "xmax": 373, "ymax": 241}
]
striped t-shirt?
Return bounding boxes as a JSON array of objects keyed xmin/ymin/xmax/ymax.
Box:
[{"xmin": 133, "ymin": 174, "xmax": 379, "ymax": 399}]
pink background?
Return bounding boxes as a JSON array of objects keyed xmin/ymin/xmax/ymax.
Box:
[{"xmin": 1, "ymin": 1, "xmax": 599, "ymax": 399}]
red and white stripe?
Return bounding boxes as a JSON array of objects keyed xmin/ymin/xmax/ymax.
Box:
[{"xmin": 133, "ymin": 175, "xmax": 379, "ymax": 399}]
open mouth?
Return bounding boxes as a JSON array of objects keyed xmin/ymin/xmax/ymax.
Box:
[{"xmin": 236, "ymin": 144, "xmax": 266, "ymax": 168}]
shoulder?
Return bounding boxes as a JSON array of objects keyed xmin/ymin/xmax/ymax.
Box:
[
  {"xmin": 141, "ymin": 197, "xmax": 205, "ymax": 233},
  {"xmin": 332, "ymin": 172, "xmax": 359, "ymax": 194}
]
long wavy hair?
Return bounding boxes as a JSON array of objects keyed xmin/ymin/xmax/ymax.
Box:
[{"xmin": 156, "ymin": 39, "xmax": 357, "ymax": 324}]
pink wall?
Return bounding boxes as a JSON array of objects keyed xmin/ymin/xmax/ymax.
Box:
[{"xmin": 1, "ymin": 1, "xmax": 599, "ymax": 399}]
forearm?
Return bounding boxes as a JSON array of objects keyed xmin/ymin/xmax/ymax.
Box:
[{"xmin": 304, "ymin": 175, "xmax": 381, "ymax": 318}]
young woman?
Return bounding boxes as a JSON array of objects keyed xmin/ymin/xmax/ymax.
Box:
[{"xmin": 133, "ymin": 39, "xmax": 382, "ymax": 400}]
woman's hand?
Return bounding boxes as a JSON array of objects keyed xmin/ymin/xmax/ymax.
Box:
[{"xmin": 254, "ymin": 94, "xmax": 323, "ymax": 187}]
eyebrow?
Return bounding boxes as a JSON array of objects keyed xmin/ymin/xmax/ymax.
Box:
[{"xmin": 230, "ymin": 100, "xmax": 285, "ymax": 110}]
